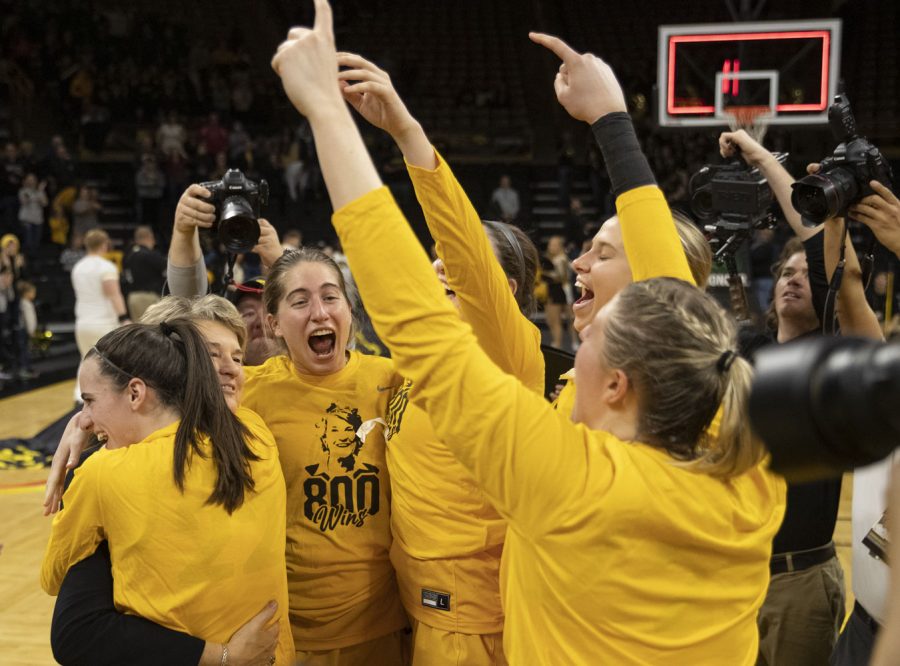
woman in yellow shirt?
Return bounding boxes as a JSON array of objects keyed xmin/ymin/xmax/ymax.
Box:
[
  {"xmin": 244, "ymin": 247, "xmax": 408, "ymax": 664},
  {"xmin": 41, "ymin": 316, "xmax": 294, "ymax": 665},
  {"xmin": 271, "ymin": 8, "xmax": 783, "ymax": 664},
  {"xmin": 335, "ymin": 52, "xmax": 543, "ymax": 664}
]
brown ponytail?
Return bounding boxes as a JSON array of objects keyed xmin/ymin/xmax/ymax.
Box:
[{"xmin": 87, "ymin": 320, "xmax": 259, "ymax": 513}]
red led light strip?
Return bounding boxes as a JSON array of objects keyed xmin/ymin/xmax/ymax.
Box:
[{"xmin": 666, "ymin": 30, "xmax": 831, "ymax": 115}]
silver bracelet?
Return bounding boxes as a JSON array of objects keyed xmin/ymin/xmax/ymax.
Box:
[{"xmin": 220, "ymin": 645, "xmax": 228, "ymax": 666}]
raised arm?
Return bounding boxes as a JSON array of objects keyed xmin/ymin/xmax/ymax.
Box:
[
  {"xmin": 530, "ymin": 32, "xmax": 693, "ymax": 285},
  {"xmin": 167, "ymin": 185, "xmax": 284, "ymax": 296},
  {"xmin": 719, "ymin": 129, "xmax": 819, "ymax": 241},
  {"xmin": 337, "ymin": 52, "xmax": 543, "ymax": 388},
  {"xmin": 271, "ymin": 3, "xmax": 604, "ymax": 536}
]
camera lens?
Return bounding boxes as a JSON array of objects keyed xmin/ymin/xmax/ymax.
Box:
[
  {"xmin": 750, "ymin": 336, "xmax": 900, "ymax": 482},
  {"xmin": 790, "ymin": 170, "xmax": 859, "ymax": 226},
  {"xmin": 219, "ymin": 196, "xmax": 261, "ymax": 253}
]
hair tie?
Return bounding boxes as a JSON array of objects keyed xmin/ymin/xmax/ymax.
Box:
[
  {"xmin": 159, "ymin": 321, "xmax": 175, "ymax": 337},
  {"xmin": 716, "ymin": 349, "xmax": 737, "ymax": 373}
]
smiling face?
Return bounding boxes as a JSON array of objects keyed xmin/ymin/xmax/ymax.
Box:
[
  {"xmin": 571, "ymin": 217, "xmax": 632, "ymax": 333},
  {"xmin": 773, "ymin": 251, "xmax": 816, "ymax": 328},
  {"xmin": 195, "ymin": 319, "xmax": 244, "ymax": 413},
  {"xmin": 269, "ymin": 262, "xmax": 352, "ymax": 376},
  {"xmin": 78, "ymin": 357, "xmax": 136, "ymax": 448}
]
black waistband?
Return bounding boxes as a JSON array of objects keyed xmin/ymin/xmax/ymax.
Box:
[{"xmin": 770, "ymin": 542, "xmax": 836, "ymax": 576}]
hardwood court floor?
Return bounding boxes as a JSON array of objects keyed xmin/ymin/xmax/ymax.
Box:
[
  {"xmin": 0, "ymin": 380, "xmax": 855, "ymax": 665},
  {"xmin": 0, "ymin": 380, "xmax": 76, "ymax": 666}
]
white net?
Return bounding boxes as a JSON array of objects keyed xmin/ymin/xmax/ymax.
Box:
[{"xmin": 724, "ymin": 106, "xmax": 772, "ymax": 144}]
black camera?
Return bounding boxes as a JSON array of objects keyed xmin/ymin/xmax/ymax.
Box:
[
  {"xmin": 791, "ymin": 94, "xmax": 893, "ymax": 226},
  {"xmin": 199, "ymin": 169, "xmax": 269, "ymax": 254},
  {"xmin": 689, "ymin": 155, "xmax": 786, "ymax": 260},
  {"xmin": 749, "ymin": 335, "xmax": 900, "ymax": 483}
]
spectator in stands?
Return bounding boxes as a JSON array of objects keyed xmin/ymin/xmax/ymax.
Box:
[
  {"xmin": 71, "ymin": 229, "xmax": 129, "ymax": 399},
  {"xmin": 18, "ymin": 173, "xmax": 48, "ymax": 259},
  {"xmin": 45, "ymin": 138, "xmax": 76, "ymax": 192},
  {"xmin": 282, "ymin": 229, "xmax": 302, "ymax": 251},
  {"xmin": 228, "ymin": 121, "xmax": 251, "ymax": 166},
  {"xmin": 868, "ymin": 271, "xmax": 899, "ymax": 322},
  {"xmin": 490, "ymin": 174, "xmax": 520, "ymax": 223},
  {"xmin": 134, "ymin": 154, "xmax": 165, "ymax": 237},
  {"xmin": 199, "ymin": 112, "xmax": 229, "ymax": 159},
  {"xmin": 59, "ymin": 232, "xmax": 85, "ymax": 273},
  {"xmin": 16, "ymin": 280, "xmax": 37, "ymax": 379},
  {"xmin": 122, "ymin": 226, "xmax": 166, "ymax": 321},
  {"xmin": 1, "ymin": 142, "xmax": 25, "ymax": 236},
  {"xmin": 565, "ymin": 196, "xmax": 589, "ymax": 251},
  {"xmin": 155, "ymin": 111, "xmax": 187, "ymax": 161},
  {"xmin": 0, "ymin": 264, "xmax": 14, "ymax": 380},
  {"xmin": 71, "ymin": 185, "xmax": 102, "ymax": 238}
]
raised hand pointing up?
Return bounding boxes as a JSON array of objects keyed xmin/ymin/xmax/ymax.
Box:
[
  {"xmin": 271, "ymin": 0, "xmax": 342, "ymax": 120},
  {"xmin": 529, "ymin": 32, "xmax": 627, "ymax": 124}
]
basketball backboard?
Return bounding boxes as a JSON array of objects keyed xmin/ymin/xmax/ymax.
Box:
[{"xmin": 658, "ymin": 19, "xmax": 842, "ymax": 127}]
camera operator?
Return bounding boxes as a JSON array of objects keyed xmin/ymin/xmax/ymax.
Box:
[
  {"xmin": 720, "ymin": 130, "xmax": 851, "ymax": 666},
  {"xmin": 167, "ymin": 183, "xmax": 283, "ymax": 365}
]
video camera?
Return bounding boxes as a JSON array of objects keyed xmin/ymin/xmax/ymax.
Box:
[
  {"xmin": 199, "ymin": 169, "xmax": 269, "ymax": 254},
  {"xmin": 689, "ymin": 155, "xmax": 787, "ymax": 261},
  {"xmin": 791, "ymin": 93, "xmax": 893, "ymax": 226},
  {"xmin": 749, "ymin": 335, "xmax": 900, "ymax": 483}
]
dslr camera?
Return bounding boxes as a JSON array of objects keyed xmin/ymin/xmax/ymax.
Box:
[
  {"xmin": 689, "ymin": 155, "xmax": 786, "ymax": 259},
  {"xmin": 200, "ymin": 169, "xmax": 269, "ymax": 254},
  {"xmin": 791, "ymin": 93, "xmax": 893, "ymax": 226}
]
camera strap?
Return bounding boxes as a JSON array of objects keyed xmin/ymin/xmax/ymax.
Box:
[
  {"xmin": 221, "ymin": 252, "xmax": 239, "ymax": 296},
  {"xmin": 822, "ymin": 221, "xmax": 850, "ymax": 336}
]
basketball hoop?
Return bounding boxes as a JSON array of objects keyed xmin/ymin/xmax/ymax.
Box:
[{"xmin": 724, "ymin": 105, "xmax": 772, "ymax": 143}]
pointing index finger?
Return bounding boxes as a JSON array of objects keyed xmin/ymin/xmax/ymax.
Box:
[
  {"xmin": 314, "ymin": 0, "xmax": 333, "ymax": 38},
  {"xmin": 529, "ymin": 31, "xmax": 580, "ymax": 63}
]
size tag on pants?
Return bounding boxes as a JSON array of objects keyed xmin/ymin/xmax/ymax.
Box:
[{"xmin": 421, "ymin": 588, "xmax": 451, "ymax": 611}]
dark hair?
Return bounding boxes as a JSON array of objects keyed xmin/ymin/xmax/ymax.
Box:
[
  {"xmin": 482, "ymin": 220, "xmax": 540, "ymax": 315},
  {"xmin": 86, "ymin": 320, "xmax": 258, "ymax": 513},
  {"xmin": 263, "ymin": 247, "xmax": 358, "ymax": 344}
]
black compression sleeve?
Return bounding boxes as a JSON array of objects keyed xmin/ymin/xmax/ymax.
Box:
[
  {"xmin": 51, "ymin": 542, "xmax": 205, "ymax": 666},
  {"xmin": 590, "ymin": 112, "xmax": 657, "ymax": 199}
]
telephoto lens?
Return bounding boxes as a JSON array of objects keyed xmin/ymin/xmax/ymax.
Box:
[
  {"xmin": 219, "ymin": 196, "xmax": 261, "ymax": 253},
  {"xmin": 749, "ymin": 336, "xmax": 900, "ymax": 482}
]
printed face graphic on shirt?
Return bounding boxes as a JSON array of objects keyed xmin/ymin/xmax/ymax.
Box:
[
  {"xmin": 304, "ymin": 402, "xmax": 381, "ymax": 532},
  {"xmin": 316, "ymin": 403, "xmax": 364, "ymax": 472}
]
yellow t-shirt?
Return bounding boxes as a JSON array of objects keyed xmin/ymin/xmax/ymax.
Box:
[
  {"xmin": 40, "ymin": 408, "xmax": 294, "ymax": 665},
  {"xmin": 333, "ymin": 185, "xmax": 786, "ymax": 664},
  {"xmin": 243, "ymin": 352, "xmax": 407, "ymax": 650},
  {"xmin": 384, "ymin": 153, "xmax": 544, "ymax": 633}
]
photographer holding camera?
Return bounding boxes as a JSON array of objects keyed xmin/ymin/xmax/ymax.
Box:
[
  {"xmin": 718, "ymin": 129, "xmax": 875, "ymax": 666},
  {"xmin": 167, "ymin": 180, "xmax": 284, "ymax": 366}
]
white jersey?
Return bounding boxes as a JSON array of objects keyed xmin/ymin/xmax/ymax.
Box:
[{"xmin": 72, "ymin": 255, "xmax": 119, "ymax": 328}]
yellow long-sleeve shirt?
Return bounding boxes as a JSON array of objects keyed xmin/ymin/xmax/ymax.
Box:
[
  {"xmin": 334, "ymin": 185, "xmax": 786, "ymax": 664},
  {"xmin": 40, "ymin": 408, "xmax": 294, "ymax": 665},
  {"xmin": 382, "ymin": 153, "xmax": 543, "ymax": 633},
  {"xmin": 243, "ymin": 352, "xmax": 407, "ymax": 650}
]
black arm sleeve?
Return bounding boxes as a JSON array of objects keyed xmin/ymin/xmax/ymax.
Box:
[
  {"xmin": 50, "ymin": 542, "xmax": 205, "ymax": 666},
  {"xmin": 801, "ymin": 229, "xmax": 829, "ymax": 323},
  {"xmin": 590, "ymin": 112, "xmax": 657, "ymax": 199}
]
